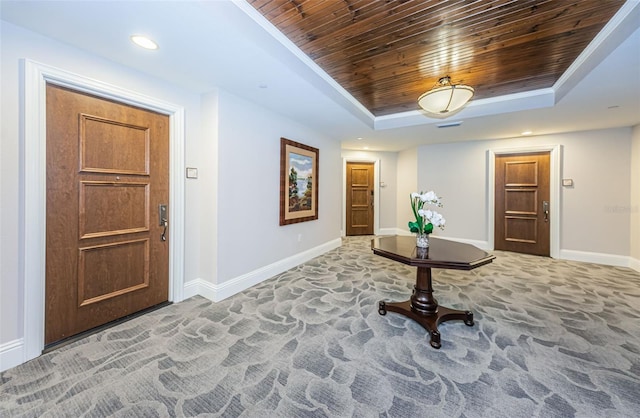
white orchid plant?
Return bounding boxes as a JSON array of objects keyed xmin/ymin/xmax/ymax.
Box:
[{"xmin": 408, "ymin": 191, "xmax": 446, "ymax": 235}]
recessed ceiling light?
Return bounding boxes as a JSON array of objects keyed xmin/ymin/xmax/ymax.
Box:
[
  {"xmin": 363, "ymin": 146, "xmax": 369, "ymax": 150},
  {"xmin": 130, "ymin": 35, "xmax": 158, "ymax": 50},
  {"xmin": 521, "ymin": 131, "xmax": 533, "ymax": 136}
]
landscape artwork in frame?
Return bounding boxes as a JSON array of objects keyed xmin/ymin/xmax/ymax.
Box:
[{"xmin": 280, "ymin": 137, "xmax": 319, "ymax": 225}]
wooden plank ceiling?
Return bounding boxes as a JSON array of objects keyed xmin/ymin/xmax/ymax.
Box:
[{"xmin": 249, "ymin": 0, "xmax": 625, "ymax": 116}]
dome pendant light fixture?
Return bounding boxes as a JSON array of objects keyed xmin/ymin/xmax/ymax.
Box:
[{"xmin": 418, "ymin": 76, "xmax": 474, "ymax": 116}]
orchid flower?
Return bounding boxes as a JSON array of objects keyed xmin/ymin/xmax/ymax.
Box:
[{"xmin": 408, "ymin": 191, "xmax": 446, "ymax": 234}]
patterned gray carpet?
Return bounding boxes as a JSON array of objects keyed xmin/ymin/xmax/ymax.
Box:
[{"xmin": 2, "ymin": 236, "xmax": 640, "ymax": 417}]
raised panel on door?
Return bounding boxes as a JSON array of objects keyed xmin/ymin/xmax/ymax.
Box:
[
  {"xmin": 504, "ymin": 216, "xmax": 537, "ymax": 243},
  {"xmin": 505, "ymin": 160, "xmax": 538, "ymax": 186},
  {"xmin": 504, "ymin": 189, "xmax": 537, "ymax": 215},
  {"xmin": 351, "ymin": 168, "xmax": 369, "ymax": 186},
  {"xmin": 351, "ymin": 189, "xmax": 368, "ymax": 206},
  {"xmin": 350, "ymin": 210, "xmax": 370, "ymax": 228},
  {"xmin": 79, "ymin": 181, "xmax": 149, "ymax": 238},
  {"xmin": 78, "ymin": 239, "xmax": 149, "ymax": 307},
  {"xmin": 80, "ymin": 113, "xmax": 149, "ymax": 175},
  {"xmin": 46, "ymin": 84, "xmax": 169, "ymax": 346}
]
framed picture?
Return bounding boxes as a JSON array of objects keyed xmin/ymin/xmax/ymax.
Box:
[{"xmin": 280, "ymin": 137, "xmax": 319, "ymax": 225}]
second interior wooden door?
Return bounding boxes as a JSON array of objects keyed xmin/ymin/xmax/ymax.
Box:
[
  {"xmin": 346, "ymin": 162, "xmax": 374, "ymax": 236},
  {"xmin": 495, "ymin": 152, "xmax": 550, "ymax": 256}
]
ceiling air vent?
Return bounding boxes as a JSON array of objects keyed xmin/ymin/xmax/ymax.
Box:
[{"xmin": 437, "ymin": 121, "xmax": 463, "ymax": 128}]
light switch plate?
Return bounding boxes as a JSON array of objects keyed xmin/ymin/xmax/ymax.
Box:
[
  {"xmin": 186, "ymin": 167, "xmax": 198, "ymax": 179},
  {"xmin": 562, "ymin": 179, "xmax": 573, "ymax": 187}
]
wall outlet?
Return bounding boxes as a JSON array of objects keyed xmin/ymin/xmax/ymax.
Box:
[{"xmin": 297, "ymin": 234, "xmax": 302, "ymax": 242}]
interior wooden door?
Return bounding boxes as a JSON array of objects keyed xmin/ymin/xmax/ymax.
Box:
[
  {"xmin": 495, "ymin": 152, "xmax": 550, "ymax": 256},
  {"xmin": 45, "ymin": 84, "xmax": 169, "ymax": 345},
  {"xmin": 346, "ymin": 162, "xmax": 374, "ymax": 236}
]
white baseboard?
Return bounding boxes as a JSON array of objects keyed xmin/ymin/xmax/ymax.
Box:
[
  {"xmin": 630, "ymin": 257, "xmax": 640, "ymax": 273},
  {"xmin": 0, "ymin": 339, "xmax": 24, "ymax": 372},
  {"xmin": 436, "ymin": 236, "xmax": 492, "ymax": 251},
  {"xmin": 183, "ymin": 278, "xmax": 210, "ymax": 300},
  {"xmin": 559, "ymin": 249, "xmax": 633, "ymax": 268},
  {"xmin": 184, "ymin": 238, "xmax": 342, "ymax": 303}
]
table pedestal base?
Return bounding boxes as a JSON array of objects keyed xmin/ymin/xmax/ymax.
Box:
[
  {"xmin": 378, "ymin": 301, "xmax": 474, "ymax": 349},
  {"xmin": 372, "ymin": 237, "xmax": 493, "ymax": 349}
]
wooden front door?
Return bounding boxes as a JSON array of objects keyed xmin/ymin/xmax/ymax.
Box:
[
  {"xmin": 495, "ymin": 152, "xmax": 550, "ymax": 256},
  {"xmin": 346, "ymin": 162, "xmax": 374, "ymax": 236},
  {"xmin": 45, "ymin": 84, "xmax": 169, "ymax": 345}
]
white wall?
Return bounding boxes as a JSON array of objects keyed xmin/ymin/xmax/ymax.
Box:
[
  {"xmin": 197, "ymin": 91, "xmax": 220, "ymax": 290},
  {"xmin": 341, "ymin": 150, "xmax": 398, "ymax": 232},
  {"xmin": 396, "ymin": 148, "xmax": 418, "ymax": 234},
  {"xmin": 416, "ymin": 141, "xmax": 488, "ymax": 241},
  {"xmin": 631, "ymin": 124, "xmax": 640, "ymax": 267},
  {"xmin": 417, "ymin": 128, "xmax": 632, "ymax": 257},
  {"xmin": 215, "ymin": 89, "xmax": 341, "ymax": 282},
  {"xmin": 561, "ymin": 129, "xmax": 631, "ymax": 256}
]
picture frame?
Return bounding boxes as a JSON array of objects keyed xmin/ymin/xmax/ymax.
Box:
[{"xmin": 280, "ymin": 137, "xmax": 319, "ymax": 225}]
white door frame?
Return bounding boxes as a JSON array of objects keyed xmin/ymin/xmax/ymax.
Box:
[
  {"xmin": 22, "ymin": 60, "xmax": 185, "ymax": 361},
  {"xmin": 487, "ymin": 144, "xmax": 561, "ymax": 258},
  {"xmin": 342, "ymin": 158, "xmax": 380, "ymax": 236}
]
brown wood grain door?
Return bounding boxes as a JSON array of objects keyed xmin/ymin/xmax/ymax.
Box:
[
  {"xmin": 346, "ymin": 162, "xmax": 374, "ymax": 236},
  {"xmin": 45, "ymin": 84, "xmax": 169, "ymax": 345},
  {"xmin": 495, "ymin": 152, "xmax": 550, "ymax": 256}
]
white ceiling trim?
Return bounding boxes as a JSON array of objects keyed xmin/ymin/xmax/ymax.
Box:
[{"xmin": 375, "ymin": 89, "xmax": 556, "ymax": 130}]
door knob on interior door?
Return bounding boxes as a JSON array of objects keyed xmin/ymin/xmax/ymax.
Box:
[
  {"xmin": 159, "ymin": 204, "xmax": 168, "ymax": 241},
  {"xmin": 543, "ymin": 201, "xmax": 549, "ymax": 222}
]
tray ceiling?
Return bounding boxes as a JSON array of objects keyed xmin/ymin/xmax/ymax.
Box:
[{"xmin": 249, "ymin": 0, "xmax": 626, "ymax": 116}]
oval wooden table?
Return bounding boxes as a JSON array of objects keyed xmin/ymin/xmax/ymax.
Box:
[{"xmin": 372, "ymin": 236, "xmax": 495, "ymax": 349}]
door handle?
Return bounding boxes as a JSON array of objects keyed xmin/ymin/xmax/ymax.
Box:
[
  {"xmin": 161, "ymin": 219, "xmax": 168, "ymax": 241},
  {"xmin": 370, "ymin": 190, "xmax": 374, "ymax": 208},
  {"xmin": 159, "ymin": 204, "xmax": 168, "ymax": 241},
  {"xmin": 543, "ymin": 201, "xmax": 549, "ymax": 223}
]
